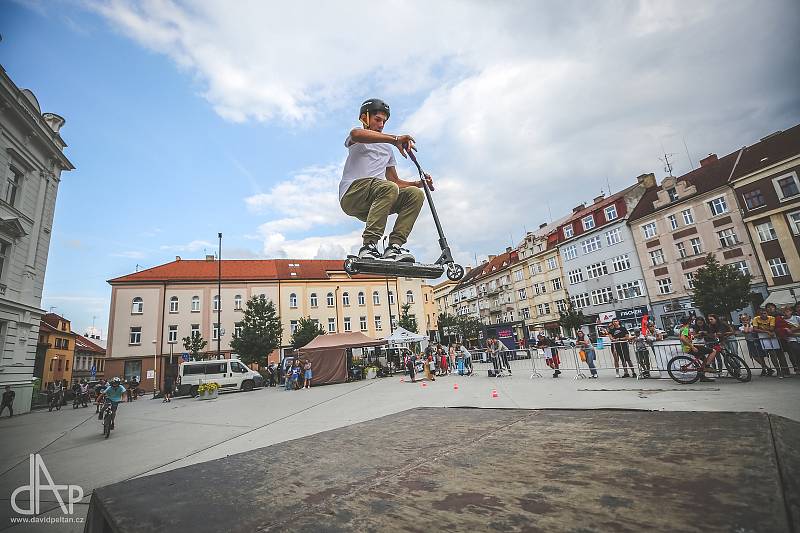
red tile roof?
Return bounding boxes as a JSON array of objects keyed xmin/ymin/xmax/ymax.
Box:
[
  {"xmin": 731, "ymin": 124, "xmax": 800, "ymax": 179},
  {"xmin": 42, "ymin": 313, "xmax": 70, "ymax": 330},
  {"xmin": 456, "ymin": 250, "xmax": 519, "ymax": 287},
  {"xmin": 75, "ymin": 335, "xmax": 105, "ymax": 354},
  {"xmin": 108, "ymin": 259, "xmax": 387, "ymax": 284}
]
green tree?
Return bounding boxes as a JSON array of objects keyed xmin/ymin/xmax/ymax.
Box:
[
  {"xmin": 290, "ymin": 316, "xmax": 325, "ymax": 349},
  {"xmin": 398, "ymin": 303, "xmax": 418, "ymax": 333},
  {"xmin": 230, "ymin": 296, "xmax": 283, "ymax": 367},
  {"xmin": 691, "ymin": 254, "xmax": 753, "ymax": 318},
  {"xmin": 182, "ymin": 332, "xmax": 208, "ymax": 361},
  {"xmin": 558, "ymin": 305, "xmax": 586, "ymax": 336},
  {"xmin": 456, "ymin": 315, "xmax": 482, "ymax": 343}
]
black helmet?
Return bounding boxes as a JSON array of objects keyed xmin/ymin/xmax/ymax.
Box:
[{"xmin": 359, "ymin": 98, "xmax": 390, "ymax": 119}]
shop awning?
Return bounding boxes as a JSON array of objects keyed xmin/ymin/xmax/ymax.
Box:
[{"xmin": 763, "ymin": 288, "xmax": 800, "ymax": 307}]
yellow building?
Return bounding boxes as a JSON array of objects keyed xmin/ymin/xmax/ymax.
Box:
[
  {"xmin": 39, "ymin": 313, "xmax": 75, "ymax": 388},
  {"xmin": 422, "ymin": 283, "xmax": 437, "ymax": 339}
]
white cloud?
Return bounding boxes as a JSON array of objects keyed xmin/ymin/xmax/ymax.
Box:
[{"xmin": 159, "ymin": 240, "xmax": 213, "ymax": 252}]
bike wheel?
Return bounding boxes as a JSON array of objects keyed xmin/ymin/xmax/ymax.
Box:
[
  {"xmin": 103, "ymin": 415, "xmax": 111, "ymax": 438},
  {"xmin": 667, "ymin": 355, "xmax": 700, "ymax": 385},
  {"xmin": 725, "ymin": 354, "xmax": 752, "ymax": 383}
]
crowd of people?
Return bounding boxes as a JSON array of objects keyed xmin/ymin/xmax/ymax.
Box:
[
  {"xmin": 402, "ymin": 343, "xmax": 474, "ymax": 383},
  {"xmin": 264, "ymin": 358, "xmax": 313, "ymax": 391}
]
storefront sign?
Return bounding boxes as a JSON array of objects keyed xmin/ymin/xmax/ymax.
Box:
[
  {"xmin": 617, "ymin": 306, "xmax": 649, "ymax": 321},
  {"xmin": 598, "ymin": 311, "xmax": 616, "ymax": 323}
]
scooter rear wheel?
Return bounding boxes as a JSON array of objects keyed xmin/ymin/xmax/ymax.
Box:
[{"xmin": 446, "ymin": 263, "xmax": 465, "ymax": 281}]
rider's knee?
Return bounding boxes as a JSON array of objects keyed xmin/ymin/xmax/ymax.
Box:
[{"xmin": 376, "ymin": 180, "xmax": 400, "ymax": 200}]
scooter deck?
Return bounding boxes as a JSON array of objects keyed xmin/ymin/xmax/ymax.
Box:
[{"xmin": 345, "ymin": 256, "xmax": 445, "ymax": 279}]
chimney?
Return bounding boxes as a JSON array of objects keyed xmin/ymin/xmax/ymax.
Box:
[
  {"xmin": 505, "ymin": 247, "xmax": 512, "ymax": 253},
  {"xmin": 593, "ymin": 194, "xmax": 605, "ymax": 204},
  {"xmin": 572, "ymin": 203, "xmax": 585, "ymax": 213},
  {"xmin": 205, "ymin": 254, "xmax": 215, "ymax": 262},
  {"xmin": 175, "ymin": 256, "xmax": 181, "ymax": 261},
  {"xmin": 699, "ymin": 153, "xmax": 718, "ymax": 167},
  {"xmin": 636, "ymin": 172, "xmax": 657, "ymax": 188},
  {"xmin": 488, "ymin": 255, "xmax": 496, "ymax": 261},
  {"xmin": 539, "ymin": 222, "xmax": 547, "ymax": 229},
  {"xmin": 42, "ymin": 113, "xmax": 65, "ymax": 134}
]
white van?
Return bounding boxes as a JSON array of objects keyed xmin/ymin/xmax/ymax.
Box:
[{"xmin": 177, "ymin": 358, "xmax": 263, "ymax": 397}]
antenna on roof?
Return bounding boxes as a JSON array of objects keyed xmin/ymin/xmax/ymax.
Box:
[
  {"xmin": 135, "ymin": 264, "xmax": 140, "ymax": 272},
  {"xmin": 546, "ymin": 203, "xmax": 553, "ymax": 222},
  {"xmin": 605, "ymin": 175, "xmax": 612, "ymax": 195},
  {"xmin": 659, "ymin": 141, "xmax": 676, "ymax": 176},
  {"xmin": 682, "ymin": 136, "xmax": 695, "ymax": 170}
]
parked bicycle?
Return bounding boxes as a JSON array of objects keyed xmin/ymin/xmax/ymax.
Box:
[{"xmin": 667, "ymin": 346, "xmax": 752, "ymax": 384}]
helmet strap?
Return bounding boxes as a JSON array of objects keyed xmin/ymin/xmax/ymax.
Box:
[{"xmin": 360, "ymin": 112, "xmax": 369, "ymax": 129}]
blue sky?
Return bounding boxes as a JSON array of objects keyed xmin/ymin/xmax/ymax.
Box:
[{"xmin": 2, "ymin": 0, "xmax": 798, "ymax": 336}]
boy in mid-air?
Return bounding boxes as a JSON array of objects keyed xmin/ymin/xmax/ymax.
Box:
[{"xmin": 340, "ymin": 98, "xmax": 434, "ymax": 263}]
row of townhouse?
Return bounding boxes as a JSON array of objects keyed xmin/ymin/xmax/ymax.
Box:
[
  {"xmin": 104, "ymin": 257, "xmax": 426, "ymax": 391},
  {"xmin": 436, "ymin": 124, "xmax": 799, "ymax": 344},
  {"xmin": 34, "ymin": 313, "xmax": 107, "ymax": 390}
]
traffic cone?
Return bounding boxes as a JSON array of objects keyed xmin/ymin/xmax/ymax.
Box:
[
  {"xmin": 491, "ymin": 389, "xmax": 498, "ymax": 398},
  {"xmin": 453, "ymin": 383, "xmax": 459, "ymax": 390},
  {"xmin": 421, "ymin": 382, "xmax": 428, "ymax": 388},
  {"xmin": 400, "ymin": 377, "xmax": 405, "ymax": 382}
]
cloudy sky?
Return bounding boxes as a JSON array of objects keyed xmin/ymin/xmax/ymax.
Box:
[{"xmin": 2, "ymin": 0, "xmax": 799, "ymax": 335}]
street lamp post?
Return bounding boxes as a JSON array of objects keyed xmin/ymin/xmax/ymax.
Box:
[
  {"xmin": 217, "ymin": 232, "xmax": 222, "ymax": 359},
  {"xmin": 152, "ymin": 339, "xmax": 157, "ymax": 398},
  {"xmin": 383, "ymin": 237, "xmax": 393, "ymax": 334}
]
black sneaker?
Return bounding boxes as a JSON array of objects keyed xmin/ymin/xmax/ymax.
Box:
[
  {"xmin": 358, "ymin": 243, "xmax": 382, "ymax": 260},
  {"xmin": 382, "ymin": 244, "xmax": 415, "ymax": 262}
]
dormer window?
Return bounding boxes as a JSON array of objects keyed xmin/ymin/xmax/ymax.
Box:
[{"xmin": 667, "ymin": 187, "xmax": 679, "ymax": 202}]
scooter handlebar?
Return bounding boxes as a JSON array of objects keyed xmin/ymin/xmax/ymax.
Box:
[{"xmin": 404, "ymin": 144, "xmax": 434, "ymax": 191}]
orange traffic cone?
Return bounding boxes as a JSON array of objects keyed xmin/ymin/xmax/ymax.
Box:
[
  {"xmin": 421, "ymin": 382, "xmax": 428, "ymax": 388},
  {"xmin": 453, "ymin": 383, "xmax": 459, "ymax": 390},
  {"xmin": 491, "ymin": 389, "xmax": 498, "ymax": 398},
  {"xmin": 400, "ymin": 377, "xmax": 405, "ymax": 382}
]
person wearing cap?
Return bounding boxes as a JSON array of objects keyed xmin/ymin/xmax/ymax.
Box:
[{"xmin": 339, "ymin": 98, "xmax": 434, "ymax": 263}]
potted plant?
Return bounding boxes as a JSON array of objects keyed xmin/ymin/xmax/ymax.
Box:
[{"xmin": 196, "ymin": 381, "xmax": 220, "ymax": 400}]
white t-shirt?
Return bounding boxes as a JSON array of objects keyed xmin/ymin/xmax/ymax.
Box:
[{"xmin": 339, "ymin": 134, "xmax": 397, "ymax": 201}]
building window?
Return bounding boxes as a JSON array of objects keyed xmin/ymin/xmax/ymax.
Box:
[
  {"xmin": 586, "ymin": 261, "xmax": 609, "ymax": 279},
  {"xmin": 690, "ymin": 237, "xmax": 703, "ymax": 255},
  {"xmin": 327, "ymin": 292, "xmax": 335, "ymax": 307},
  {"xmin": 533, "ymin": 282, "xmax": 547, "ymax": 295},
  {"xmin": 682, "ymin": 209, "xmax": 694, "ymax": 225},
  {"xmin": 328, "ymin": 318, "xmax": 336, "ymax": 333},
  {"xmin": 788, "ymin": 211, "xmax": 800, "ymax": 235},
  {"xmin": 191, "ymin": 296, "xmax": 200, "ymax": 312},
  {"xmin": 131, "ymin": 297, "xmax": 143, "ymax": 314},
  {"xmin": 641, "ymin": 222, "xmax": 657, "ymax": 240},
  {"xmin": 730, "ymin": 261, "xmax": 750, "ymax": 276},
  {"xmin": 717, "ymin": 228, "xmax": 738, "ymax": 248},
  {"xmin": 756, "ymin": 221, "xmax": 778, "ymax": 243},
  {"xmin": 513, "ymin": 270, "xmax": 524, "ymax": 282},
  {"xmin": 374, "ymin": 315, "xmax": 382, "ymax": 331},
  {"xmin": 290, "ymin": 320, "xmax": 298, "ymax": 334},
  {"xmin": 676, "ymin": 242, "xmax": 687, "ymax": 259},
  {"xmin": 685, "ymin": 272, "xmax": 696, "ymax": 290},
  {"xmin": 168, "ymin": 325, "xmax": 178, "ymax": 343},
  {"xmin": 234, "ymin": 295, "xmax": 243, "ymax": 310},
  {"xmin": 582, "ymin": 215, "xmax": 595, "ymax": 231},
  {"xmin": 667, "ymin": 187, "xmax": 679, "ymax": 202},
  {"xmin": 129, "ymin": 327, "xmax": 141, "ymax": 345},
  {"xmin": 708, "ymin": 196, "xmax": 728, "ymax": 216},
  {"xmin": 616, "ymin": 280, "xmax": 643, "ymax": 300},
  {"xmin": 605, "ymin": 205, "xmax": 618, "ymax": 221},
  {"xmin": 342, "ymin": 292, "xmax": 350, "ymax": 306},
  {"xmin": 581, "ymin": 236, "xmax": 601, "ymax": 254},
  {"xmin": 213, "ymin": 295, "xmax": 220, "ymax": 311},
  {"xmin": 562, "ymin": 245, "xmax": 577, "ymax": 261},
  {"xmin": 0, "ymin": 240, "xmax": 9, "ymax": 280},
  {"xmin": 612, "ymin": 254, "xmax": 631, "ymax": 272},
  {"xmin": 359, "ymin": 316, "xmax": 367, "ymax": 331},
  {"xmin": 518, "ymin": 288, "xmax": 527, "ymax": 300},
  {"xmin": 570, "ymin": 292, "xmax": 591, "ymax": 309},
  {"xmin": 563, "ymin": 225, "xmax": 573, "ymax": 239},
  {"xmin": 406, "ymin": 290, "xmax": 414, "ymax": 304},
  {"xmin": 235, "ymin": 322, "xmax": 243, "ymax": 337},
  {"xmin": 551, "ymin": 278, "xmax": 562, "ymax": 291},
  {"xmin": 373, "ymin": 291, "xmax": 380, "ymax": 305},
  {"xmin": 355, "ymin": 292, "xmax": 364, "ymax": 306},
  {"xmin": 546, "ymin": 257, "xmax": 557, "ymax": 270},
  {"xmin": 774, "ymin": 172, "xmax": 800, "ymax": 200},
  {"xmin": 289, "ymin": 293, "xmax": 298, "ymax": 308},
  {"xmin": 606, "ymin": 228, "xmax": 622, "ymax": 246},
  {"xmin": 649, "ymin": 249, "xmax": 665, "ymax": 266},
  {"xmin": 590, "ymin": 287, "xmax": 614, "ymax": 306},
  {"xmin": 568, "ymin": 269, "xmax": 584, "ymax": 284},
  {"xmin": 743, "ymin": 189, "xmax": 766, "ymax": 210},
  {"xmin": 389, "ymin": 291, "xmax": 395, "ymax": 305},
  {"xmin": 521, "ymin": 307, "xmax": 530, "ymax": 320},
  {"xmin": 63, "ymin": 339, "xmax": 69, "ymax": 350},
  {"xmin": 213, "ymin": 323, "xmax": 220, "ymax": 340},
  {"xmin": 530, "ymin": 263, "xmax": 543, "ymax": 275},
  {"xmin": 4, "ymin": 166, "xmax": 22, "ymax": 207},
  {"xmin": 191, "ymin": 324, "xmax": 200, "ymax": 337},
  {"xmin": 556, "ymin": 299, "xmax": 568, "ymax": 312},
  {"xmin": 668, "ymin": 214, "xmax": 678, "ymax": 230},
  {"xmin": 768, "ymin": 257, "xmax": 789, "ymax": 278},
  {"xmin": 343, "ymin": 317, "xmax": 351, "ymax": 332},
  {"xmin": 168, "ymin": 296, "xmax": 178, "ymax": 313},
  {"xmin": 537, "ymin": 303, "xmax": 551, "ymax": 316},
  {"xmin": 657, "ymin": 278, "xmax": 673, "ymax": 295}
]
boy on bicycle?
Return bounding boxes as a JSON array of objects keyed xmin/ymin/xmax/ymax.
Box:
[{"xmin": 679, "ymin": 316, "xmax": 718, "ymax": 382}]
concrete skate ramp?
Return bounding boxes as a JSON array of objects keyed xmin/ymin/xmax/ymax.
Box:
[{"xmin": 85, "ymin": 409, "xmax": 798, "ymax": 532}]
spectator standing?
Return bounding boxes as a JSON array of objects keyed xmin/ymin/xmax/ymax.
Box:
[
  {"xmin": 609, "ymin": 319, "xmax": 636, "ymax": 378},
  {"xmin": 406, "ymin": 352, "xmax": 416, "ymax": 383},
  {"xmin": 303, "ymin": 360, "xmax": 313, "ymax": 389},
  {"xmin": 739, "ymin": 313, "xmax": 771, "ymax": 376},
  {"xmin": 575, "ymin": 331, "xmax": 597, "ymax": 378},
  {"xmin": 536, "ymin": 334, "xmax": 560, "ymax": 378},
  {"xmin": 125, "ymin": 378, "xmax": 133, "ymax": 402},
  {"xmin": 0, "ymin": 385, "xmax": 14, "ymax": 417},
  {"xmin": 752, "ymin": 308, "xmax": 786, "ymax": 378},
  {"xmin": 162, "ymin": 375, "xmax": 174, "ymax": 403},
  {"xmin": 776, "ymin": 305, "xmax": 800, "ymax": 375}
]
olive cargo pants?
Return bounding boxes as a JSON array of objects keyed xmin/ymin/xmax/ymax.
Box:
[{"xmin": 340, "ymin": 178, "xmax": 424, "ymax": 247}]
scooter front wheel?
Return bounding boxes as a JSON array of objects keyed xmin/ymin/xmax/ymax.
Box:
[
  {"xmin": 344, "ymin": 257, "xmax": 360, "ymax": 275},
  {"xmin": 446, "ymin": 263, "xmax": 465, "ymax": 281}
]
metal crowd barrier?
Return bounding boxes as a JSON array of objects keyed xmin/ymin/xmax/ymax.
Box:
[{"xmin": 468, "ymin": 335, "xmax": 799, "ymax": 381}]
